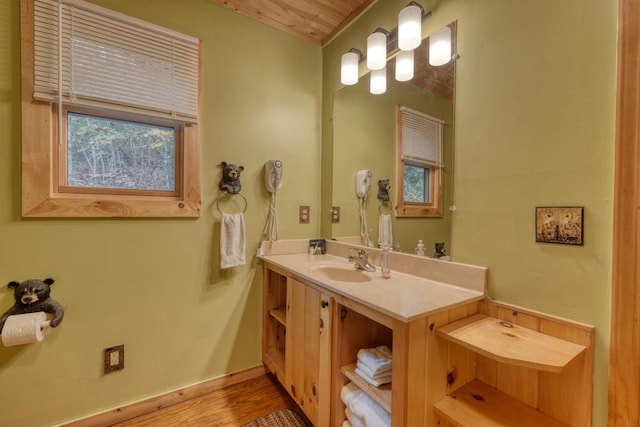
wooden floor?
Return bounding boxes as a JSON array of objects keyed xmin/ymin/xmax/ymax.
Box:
[{"xmin": 111, "ymin": 374, "xmax": 308, "ymax": 427}]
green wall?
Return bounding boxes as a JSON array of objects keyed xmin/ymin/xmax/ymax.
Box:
[
  {"xmin": 323, "ymin": 0, "xmax": 616, "ymax": 425},
  {"xmin": 0, "ymin": 0, "xmax": 321, "ymax": 425}
]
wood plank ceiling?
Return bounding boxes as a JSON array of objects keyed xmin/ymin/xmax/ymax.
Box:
[{"xmin": 207, "ymin": 0, "xmax": 375, "ymax": 45}]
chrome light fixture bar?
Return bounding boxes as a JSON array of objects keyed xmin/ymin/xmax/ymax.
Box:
[{"xmin": 340, "ymin": 2, "xmax": 454, "ymax": 90}]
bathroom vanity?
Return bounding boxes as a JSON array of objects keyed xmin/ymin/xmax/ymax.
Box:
[{"xmin": 260, "ymin": 239, "xmax": 594, "ymax": 427}]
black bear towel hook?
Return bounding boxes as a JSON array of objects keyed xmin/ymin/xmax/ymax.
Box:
[
  {"xmin": 219, "ymin": 161, "xmax": 244, "ymax": 194},
  {"xmin": 377, "ymin": 179, "xmax": 391, "ymax": 202}
]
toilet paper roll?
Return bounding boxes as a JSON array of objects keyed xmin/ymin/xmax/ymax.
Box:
[{"xmin": 1, "ymin": 312, "xmax": 51, "ymax": 347}]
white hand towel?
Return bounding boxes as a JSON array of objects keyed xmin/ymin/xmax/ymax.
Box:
[
  {"xmin": 378, "ymin": 213, "xmax": 393, "ymax": 248},
  {"xmin": 345, "ymin": 408, "xmax": 365, "ymax": 427},
  {"xmin": 357, "ymin": 345, "xmax": 392, "ymax": 375},
  {"xmin": 341, "ymin": 421, "xmax": 353, "ymax": 427},
  {"xmin": 356, "ymin": 360, "xmax": 391, "ymax": 379},
  {"xmin": 220, "ymin": 212, "xmax": 246, "ymax": 269},
  {"xmin": 355, "ymin": 366, "xmax": 392, "ymax": 387},
  {"xmin": 344, "ymin": 385, "xmax": 391, "ymax": 427},
  {"xmin": 340, "ymin": 382, "xmax": 361, "ymax": 406}
]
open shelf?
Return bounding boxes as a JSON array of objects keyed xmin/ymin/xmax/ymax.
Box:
[
  {"xmin": 269, "ymin": 307, "xmax": 287, "ymax": 326},
  {"xmin": 434, "ymin": 379, "xmax": 569, "ymax": 427},
  {"xmin": 341, "ymin": 364, "xmax": 391, "ymax": 413},
  {"xmin": 435, "ymin": 314, "xmax": 586, "ymax": 373},
  {"xmin": 264, "ymin": 348, "xmax": 285, "ymax": 381}
]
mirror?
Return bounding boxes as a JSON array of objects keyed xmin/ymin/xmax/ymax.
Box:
[{"xmin": 330, "ymin": 23, "xmax": 456, "ymax": 255}]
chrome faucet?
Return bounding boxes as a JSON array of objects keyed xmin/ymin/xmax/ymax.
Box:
[{"xmin": 348, "ymin": 248, "xmax": 376, "ymax": 272}]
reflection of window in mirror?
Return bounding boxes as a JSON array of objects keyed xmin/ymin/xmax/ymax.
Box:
[{"xmin": 396, "ymin": 106, "xmax": 444, "ymax": 217}]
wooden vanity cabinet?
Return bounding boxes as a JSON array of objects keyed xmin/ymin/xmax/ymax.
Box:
[
  {"xmin": 263, "ymin": 258, "xmax": 594, "ymax": 427},
  {"xmin": 262, "ymin": 264, "xmax": 332, "ymax": 426}
]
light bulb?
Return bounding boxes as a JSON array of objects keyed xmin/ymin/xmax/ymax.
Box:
[
  {"xmin": 429, "ymin": 26, "xmax": 452, "ymax": 66},
  {"xmin": 398, "ymin": 4, "xmax": 422, "ymax": 51},
  {"xmin": 370, "ymin": 67, "xmax": 386, "ymax": 95},
  {"xmin": 341, "ymin": 51, "xmax": 359, "ymax": 85},
  {"xmin": 367, "ymin": 31, "xmax": 387, "ymax": 71},
  {"xmin": 395, "ymin": 50, "xmax": 414, "ymax": 82}
]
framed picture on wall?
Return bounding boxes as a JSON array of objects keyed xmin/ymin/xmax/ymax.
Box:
[{"xmin": 535, "ymin": 206, "xmax": 584, "ymax": 246}]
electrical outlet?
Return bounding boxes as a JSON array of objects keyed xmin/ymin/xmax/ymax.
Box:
[
  {"xmin": 331, "ymin": 206, "xmax": 340, "ymax": 223},
  {"xmin": 104, "ymin": 345, "xmax": 124, "ymax": 374},
  {"xmin": 299, "ymin": 206, "xmax": 310, "ymax": 224}
]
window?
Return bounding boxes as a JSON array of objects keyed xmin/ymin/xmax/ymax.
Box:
[
  {"xmin": 61, "ymin": 107, "xmax": 181, "ymax": 195},
  {"xmin": 21, "ymin": 0, "xmax": 201, "ymax": 217},
  {"xmin": 395, "ymin": 106, "xmax": 444, "ymax": 217},
  {"xmin": 403, "ymin": 163, "xmax": 430, "ymax": 203}
]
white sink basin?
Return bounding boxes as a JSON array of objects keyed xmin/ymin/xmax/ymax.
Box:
[{"xmin": 310, "ymin": 264, "xmax": 373, "ymax": 283}]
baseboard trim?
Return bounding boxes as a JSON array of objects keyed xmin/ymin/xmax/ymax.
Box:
[{"xmin": 61, "ymin": 365, "xmax": 268, "ymax": 427}]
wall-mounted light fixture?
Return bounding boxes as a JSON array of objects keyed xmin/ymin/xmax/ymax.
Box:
[
  {"xmin": 341, "ymin": 48, "xmax": 362, "ymax": 85},
  {"xmin": 339, "ymin": 2, "xmax": 454, "ymax": 92},
  {"xmin": 398, "ymin": 2, "xmax": 424, "ymax": 51},
  {"xmin": 370, "ymin": 67, "xmax": 387, "ymax": 95},
  {"xmin": 429, "ymin": 25, "xmax": 452, "ymax": 66},
  {"xmin": 367, "ymin": 28, "xmax": 388, "ymax": 71},
  {"xmin": 395, "ymin": 50, "xmax": 414, "ymax": 82}
]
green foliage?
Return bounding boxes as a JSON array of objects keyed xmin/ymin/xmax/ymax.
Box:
[
  {"xmin": 67, "ymin": 113, "xmax": 175, "ymax": 191},
  {"xmin": 403, "ymin": 164, "xmax": 429, "ymax": 203}
]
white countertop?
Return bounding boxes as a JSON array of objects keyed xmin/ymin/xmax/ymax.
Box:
[{"xmin": 260, "ymin": 252, "xmax": 485, "ymax": 323}]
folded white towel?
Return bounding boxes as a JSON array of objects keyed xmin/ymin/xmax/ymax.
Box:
[
  {"xmin": 220, "ymin": 212, "xmax": 246, "ymax": 269},
  {"xmin": 356, "ymin": 360, "xmax": 391, "ymax": 379},
  {"xmin": 345, "ymin": 408, "xmax": 365, "ymax": 427},
  {"xmin": 341, "ymin": 422, "xmax": 353, "ymax": 427},
  {"xmin": 378, "ymin": 213, "xmax": 393, "ymax": 248},
  {"xmin": 340, "ymin": 382, "xmax": 391, "ymax": 427},
  {"xmin": 341, "ymin": 381, "xmax": 361, "ymax": 405},
  {"xmin": 355, "ymin": 367, "xmax": 392, "ymax": 387},
  {"xmin": 357, "ymin": 345, "xmax": 392, "ymax": 375}
]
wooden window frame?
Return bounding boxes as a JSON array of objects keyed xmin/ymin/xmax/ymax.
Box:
[
  {"xmin": 395, "ymin": 106, "xmax": 444, "ymax": 218},
  {"xmin": 20, "ymin": 0, "xmax": 200, "ymax": 218}
]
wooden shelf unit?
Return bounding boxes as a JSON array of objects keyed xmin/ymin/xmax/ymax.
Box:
[
  {"xmin": 433, "ymin": 301, "xmax": 595, "ymax": 427},
  {"xmin": 333, "ymin": 304, "xmax": 394, "ymax": 426},
  {"xmin": 269, "ymin": 307, "xmax": 287, "ymax": 326},
  {"xmin": 436, "ymin": 314, "xmax": 586, "ymax": 373},
  {"xmin": 341, "ymin": 364, "xmax": 392, "ymax": 413},
  {"xmin": 263, "ymin": 267, "xmax": 288, "ymax": 379},
  {"xmin": 434, "ymin": 379, "xmax": 569, "ymax": 427}
]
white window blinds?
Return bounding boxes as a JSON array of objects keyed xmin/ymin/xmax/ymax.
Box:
[
  {"xmin": 400, "ymin": 106, "xmax": 444, "ymax": 167},
  {"xmin": 33, "ymin": 0, "xmax": 200, "ymax": 122}
]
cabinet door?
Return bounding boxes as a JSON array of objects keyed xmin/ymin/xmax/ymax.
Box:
[{"xmin": 285, "ymin": 278, "xmax": 332, "ymax": 425}]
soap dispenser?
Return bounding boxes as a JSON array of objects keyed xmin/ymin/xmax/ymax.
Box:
[{"xmin": 415, "ymin": 240, "xmax": 425, "ymax": 257}]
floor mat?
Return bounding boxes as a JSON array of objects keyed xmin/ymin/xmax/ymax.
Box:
[{"xmin": 240, "ymin": 408, "xmax": 309, "ymax": 427}]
